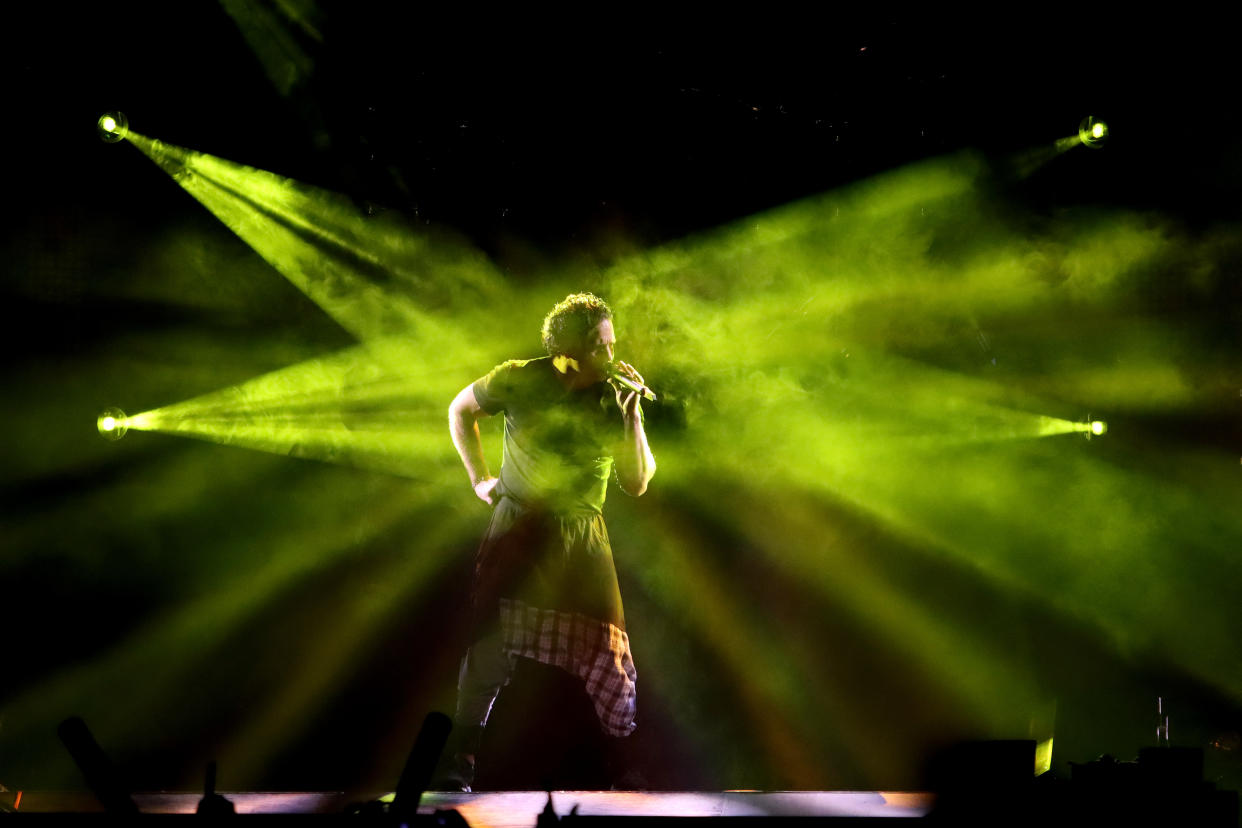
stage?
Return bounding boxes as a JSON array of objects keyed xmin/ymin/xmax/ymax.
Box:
[{"xmin": 5, "ymin": 790, "xmax": 932, "ymax": 822}]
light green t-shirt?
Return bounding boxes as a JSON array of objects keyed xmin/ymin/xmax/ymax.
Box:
[{"xmin": 473, "ymin": 357, "xmax": 617, "ymax": 513}]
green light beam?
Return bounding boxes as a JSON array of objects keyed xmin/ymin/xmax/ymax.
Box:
[
  {"xmin": 124, "ymin": 130, "xmax": 503, "ymax": 341},
  {"xmin": 112, "ymin": 319, "xmax": 531, "ymax": 474},
  {"xmin": 215, "ymin": 503, "xmax": 472, "ymax": 782},
  {"xmin": 0, "ymin": 471, "xmax": 461, "ymax": 788},
  {"xmin": 218, "ymin": 0, "xmax": 321, "ymax": 98},
  {"xmin": 595, "ymin": 515, "xmax": 831, "ymax": 787}
]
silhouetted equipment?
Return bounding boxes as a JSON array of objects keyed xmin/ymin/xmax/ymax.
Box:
[
  {"xmin": 1064, "ymin": 747, "xmax": 1236, "ymax": 825},
  {"xmin": 927, "ymin": 739, "xmax": 1036, "ymax": 793},
  {"xmin": 195, "ymin": 760, "xmax": 235, "ymax": 815},
  {"xmin": 56, "ymin": 716, "xmax": 139, "ymax": 815},
  {"xmin": 537, "ymin": 792, "xmax": 562, "ymax": 828},
  {"xmin": 925, "ymin": 739, "xmax": 1036, "ymax": 824},
  {"xmin": 392, "ymin": 711, "xmax": 454, "ymax": 819},
  {"xmin": 923, "ymin": 740, "xmax": 1237, "ymax": 825}
]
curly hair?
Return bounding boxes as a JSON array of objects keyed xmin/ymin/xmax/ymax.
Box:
[{"xmin": 540, "ymin": 292, "xmax": 613, "ymax": 355}]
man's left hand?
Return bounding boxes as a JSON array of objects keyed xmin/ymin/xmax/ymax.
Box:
[{"xmin": 611, "ymin": 361, "xmax": 645, "ymax": 420}]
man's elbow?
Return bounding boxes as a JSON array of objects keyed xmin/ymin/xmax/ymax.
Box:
[
  {"xmin": 448, "ymin": 386, "xmax": 480, "ymax": 426},
  {"xmin": 619, "ymin": 466, "xmax": 655, "ymax": 497}
]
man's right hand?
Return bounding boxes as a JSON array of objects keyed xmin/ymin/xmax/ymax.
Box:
[
  {"xmin": 473, "ymin": 476, "xmax": 501, "ymax": 506},
  {"xmin": 450, "ymin": 384, "xmax": 499, "ymax": 506}
]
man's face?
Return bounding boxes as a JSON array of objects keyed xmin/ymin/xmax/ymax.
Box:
[{"xmin": 571, "ymin": 317, "xmax": 615, "ymax": 381}]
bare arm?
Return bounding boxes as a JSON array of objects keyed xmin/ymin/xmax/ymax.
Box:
[
  {"xmin": 448, "ymin": 383, "xmax": 500, "ymax": 505},
  {"xmin": 612, "ymin": 362, "xmax": 657, "ymax": 496}
]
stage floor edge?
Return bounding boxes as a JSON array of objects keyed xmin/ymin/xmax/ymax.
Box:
[{"xmin": 4, "ymin": 790, "xmax": 934, "ymax": 821}]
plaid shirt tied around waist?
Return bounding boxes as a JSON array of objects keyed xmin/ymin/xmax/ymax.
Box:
[{"xmin": 499, "ymin": 597, "xmax": 637, "ymax": 736}]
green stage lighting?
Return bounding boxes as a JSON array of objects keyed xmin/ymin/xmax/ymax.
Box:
[
  {"xmin": 123, "ymin": 131, "xmax": 505, "ymax": 342},
  {"xmin": 1070, "ymin": 417, "xmax": 1109, "ymax": 440},
  {"xmin": 1078, "ymin": 116, "xmax": 1109, "ymax": 149},
  {"xmin": 97, "ymin": 407, "xmax": 129, "ymax": 440},
  {"xmin": 97, "ymin": 111, "xmax": 129, "ymax": 143}
]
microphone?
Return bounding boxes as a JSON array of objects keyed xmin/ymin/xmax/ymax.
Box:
[{"xmin": 606, "ymin": 363, "xmax": 657, "ymax": 402}]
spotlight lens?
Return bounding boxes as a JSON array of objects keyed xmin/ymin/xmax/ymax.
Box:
[
  {"xmin": 97, "ymin": 407, "xmax": 129, "ymax": 441},
  {"xmin": 1091, "ymin": 420, "xmax": 1107, "ymax": 436},
  {"xmin": 97, "ymin": 111, "xmax": 129, "ymax": 143},
  {"xmin": 1078, "ymin": 116, "xmax": 1109, "ymax": 149}
]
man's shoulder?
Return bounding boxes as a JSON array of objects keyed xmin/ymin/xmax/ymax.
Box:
[
  {"xmin": 478, "ymin": 356, "xmax": 548, "ymax": 379},
  {"xmin": 485, "ymin": 356, "xmax": 550, "ymax": 385},
  {"xmin": 474, "ymin": 356, "xmax": 552, "ymax": 413},
  {"xmin": 499, "ymin": 356, "xmax": 549, "ymax": 372}
]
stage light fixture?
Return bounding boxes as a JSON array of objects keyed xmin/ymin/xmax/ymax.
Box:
[
  {"xmin": 1078, "ymin": 116, "xmax": 1108, "ymax": 149},
  {"xmin": 97, "ymin": 407, "xmax": 129, "ymax": 441},
  {"xmin": 1079, "ymin": 417, "xmax": 1108, "ymax": 439},
  {"xmin": 97, "ymin": 111, "xmax": 129, "ymax": 143}
]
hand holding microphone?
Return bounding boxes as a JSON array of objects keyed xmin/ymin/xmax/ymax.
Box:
[{"xmin": 606, "ymin": 361, "xmax": 657, "ymax": 402}]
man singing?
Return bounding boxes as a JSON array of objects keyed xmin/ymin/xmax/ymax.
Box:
[{"xmin": 445, "ymin": 292, "xmax": 656, "ymax": 789}]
